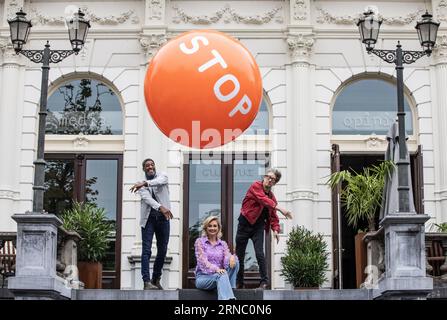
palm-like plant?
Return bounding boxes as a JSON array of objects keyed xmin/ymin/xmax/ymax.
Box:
[
  {"xmin": 434, "ymin": 222, "xmax": 447, "ymax": 233},
  {"xmin": 326, "ymin": 161, "xmax": 395, "ymax": 232},
  {"xmin": 60, "ymin": 201, "xmax": 115, "ymax": 262}
]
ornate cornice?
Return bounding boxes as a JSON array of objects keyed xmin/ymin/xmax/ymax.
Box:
[
  {"xmin": 29, "ymin": 6, "xmax": 139, "ymax": 26},
  {"xmin": 316, "ymin": 7, "xmax": 424, "ymax": 25},
  {"xmin": 140, "ymin": 33, "xmax": 168, "ymax": 60},
  {"xmin": 287, "ymin": 34, "xmax": 314, "ymax": 63},
  {"xmin": 292, "ymin": 0, "xmax": 307, "ymax": 21},
  {"xmin": 172, "ymin": 4, "xmax": 283, "ymax": 25}
]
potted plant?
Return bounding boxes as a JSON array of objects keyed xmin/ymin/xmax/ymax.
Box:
[
  {"xmin": 60, "ymin": 201, "xmax": 114, "ymax": 289},
  {"xmin": 281, "ymin": 226, "xmax": 329, "ymax": 289},
  {"xmin": 326, "ymin": 160, "xmax": 394, "ymax": 287}
]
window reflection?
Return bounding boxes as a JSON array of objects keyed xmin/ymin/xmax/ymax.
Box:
[
  {"xmin": 188, "ymin": 159, "xmax": 221, "ymax": 270},
  {"xmin": 46, "ymin": 79, "xmax": 122, "ymax": 135},
  {"xmin": 332, "ymin": 79, "xmax": 413, "ymax": 135},
  {"xmin": 44, "ymin": 159, "xmax": 74, "ymax": 215},
  {"xmin": 233, "ymin": 160, "xmax": 266, "ymax": 271}
]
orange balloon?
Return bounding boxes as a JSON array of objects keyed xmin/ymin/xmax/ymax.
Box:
[{"xmin": 144, "ymin": 30, "xmax": 262, "ymax": 149}]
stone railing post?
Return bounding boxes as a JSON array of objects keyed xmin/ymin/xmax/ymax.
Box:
[{"xmin": 8, "ymin": 213, "xmax": 71, "ymax": 299}]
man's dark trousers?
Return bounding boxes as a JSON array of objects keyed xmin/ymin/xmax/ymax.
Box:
[
  {"xmin": 235, "ymin": 216, "xmax": 268, "ymax": 286},
  {"xmin": 141, "ymin": 210, "xmax": 170, "ymax": 282}
]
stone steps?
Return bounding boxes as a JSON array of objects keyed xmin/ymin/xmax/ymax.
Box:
[{"xmin": 72, "ymin": 288, "xmax": 375, "ymax": 300}]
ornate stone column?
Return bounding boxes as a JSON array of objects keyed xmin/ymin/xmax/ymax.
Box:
[
  {"xmin": 433, "ymin": 34, "xmax": 447, "ymax": 224},
  {"xmin": 0, "ymin": 41, "xmax": 23, "ymax": 232},
  {"xmin": 286, "ymin": 34, "xmax": 315, "ymax": 230}
]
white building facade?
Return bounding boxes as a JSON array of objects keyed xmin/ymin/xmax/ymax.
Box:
[{"xmin": 1, "ymin": 0, "xmax": 447, "ymax": 290}]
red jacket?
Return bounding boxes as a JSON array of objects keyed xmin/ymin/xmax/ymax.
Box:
[{"xmin": 240, "ymin": 181, "xmax": 280, "ymax": 233}]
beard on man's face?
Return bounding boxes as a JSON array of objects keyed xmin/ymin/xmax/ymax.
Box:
[{"xmin": 145, "ymin": 170, "xmax": 156, "ymax": 180}]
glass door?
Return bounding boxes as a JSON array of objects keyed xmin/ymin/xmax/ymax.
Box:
[
  {"xmin": 44, "ymin": 154, "xmax": 122, "ymax": 289},
  {"xmin": 182, "ymin": 153, "xmax": 270, "ymax": 288}
]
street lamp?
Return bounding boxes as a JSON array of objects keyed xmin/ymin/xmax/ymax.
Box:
[
  {"xmin": 357, "ymin": 9, "xmax": 439, "ymax": 214},
  {"xmin": 8, "ymin": 9, "xmax": 90, "ymax": 213}
]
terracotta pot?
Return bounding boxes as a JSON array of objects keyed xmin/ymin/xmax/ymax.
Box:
[
  {"xmin": 354, "ymin": 232, "xmax": 367, "ymax": 288},
  {"xmin": 78, "ymin": 261, "xmax": 102, "ymax": 289}
]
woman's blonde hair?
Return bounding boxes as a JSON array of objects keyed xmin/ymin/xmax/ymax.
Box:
[{"xmin": 201, "ymin": 215, "xmax": 223, "ymax": 238}]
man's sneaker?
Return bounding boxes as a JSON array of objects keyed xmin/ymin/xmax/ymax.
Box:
[
  {"xmin": 144, "ymin": 281, "xmax": 158, "ymax": 290},
  {"xmin": 151, "ymin": 278, "xmax": 164, "ymax": 290}
]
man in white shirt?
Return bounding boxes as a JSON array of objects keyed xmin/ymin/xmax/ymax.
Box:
[{"xmin": 130, "ymin": 158, "xmax": 173, "ymax": 290}]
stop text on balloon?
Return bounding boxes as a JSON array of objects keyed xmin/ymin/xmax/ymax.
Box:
[{"xmin": 179, "ymin": 35, "xmax": 252, "ymax": 118}]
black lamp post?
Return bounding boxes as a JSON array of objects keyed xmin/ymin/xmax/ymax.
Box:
[
  {"xmin": 357, "ymin": 10, "xmax": 439, "ymax": 214},
  {"xmin": 8, "ymin": 9, "xmax": 90, "ymax": 213}
]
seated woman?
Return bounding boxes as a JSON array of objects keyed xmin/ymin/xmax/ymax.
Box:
[{"xmin": 194, "ymin": 216, "xmax": 239, "ymax": 300}]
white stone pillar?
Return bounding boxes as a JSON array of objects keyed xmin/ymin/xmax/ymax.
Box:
[
  {"xmin": 126, "ymin": 33, "xmax": 169, "ymax": 289},
  {"xmin": 433, "ymin": 34, "xmax": 447, "ymax": 223},
  {"xmin": 139, "ymin": 33, "xmax": 168, "ymax": 170},
  {"xmin": 286, "ymin": 34, "xmax": 315, "ymax": 231},
  {"xmin": 0, "ymin": 43, "xmax": 23, "ymax": 232}
]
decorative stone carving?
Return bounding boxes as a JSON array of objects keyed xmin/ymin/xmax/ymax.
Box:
[
  {"xmin": 0, "ymin": 39, "xmax": 21, "ymax": 64},
  {"xmin": 287, "ymin": 34, "xmax": 314, "ymax": 63},
  {"xmin": 437, "ymin": 0, "xmax": 447, "ymax": 22},
  {"xmin": 83, "ymin": 7, "xmax": 140, "ymax": 25},
  {"xmin": 365, "ymin": 135, "xmax": 385, "ymax": 149},
  {"xmin": 73, "ymin": 134, "xmax": 89, "ymax": 148},
  {"xmin": 29, "ymin": 6, "xmax": 139, "ymax": 26},
  {"xmin": 140, "ymin": 33, "xmax": 167, "ymax": 59},
  {"xmin": 172, "ymin": 4, "xmax": 283, "ymax": 25},
  {"xmin": 287, "ymin": 190, "xmax": 315, "ymax": 201},
  {"xmin": 0, "ymin": 189, "xmax": 20, "ymax": 200},
  {"xmin": 292, "ymin": 0, "xmax": 307, "ymax": 21},
  {"xmin": 147, "ymin": 0, "xmax": 164, "ymax": 20},
  {"xmin": 316, "ymin": 7, "xmax": 424, "ymax": 25},
  {"xmin": 6, "ymin": 0, "xmax": 23, "ymax": 19},
  {"xmin": 434, "ymin": 34, "xmax": 447, "ymax": 63}
]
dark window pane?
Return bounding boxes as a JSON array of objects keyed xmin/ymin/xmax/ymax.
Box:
[
  {"xmin": 46, "ymin": 79, "xmax": 122, "ymax": 135},
  {"xmin": 85, "ymin": 159, "xmax": 118, "ymax": 221}
]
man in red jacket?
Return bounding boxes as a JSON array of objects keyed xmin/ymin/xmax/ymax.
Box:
[{"xmin": 235, "ymin": 168, "xmax": 292, "ymax": 289}]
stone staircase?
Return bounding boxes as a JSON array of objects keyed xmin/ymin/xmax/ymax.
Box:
[{"xmin": 71, "ymin": 289, "xmax": 376, "ymax": 300}]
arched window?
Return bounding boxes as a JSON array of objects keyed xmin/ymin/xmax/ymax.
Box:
[
  {"xmin": 245, "ymin": 97, "xmax": 269, "ymax": 135},
  {"xmin": 45, "ymin": 79, "xmax": 123, "ymax": 135},
  {"xmin": 332, "ymin": 79, "xmax": 413, "ymax": 135}
]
